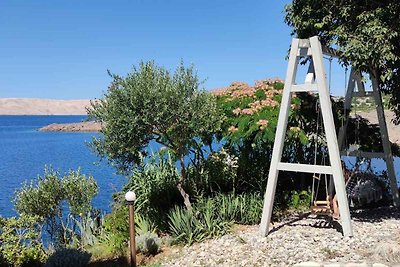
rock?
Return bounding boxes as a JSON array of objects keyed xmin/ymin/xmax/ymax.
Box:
[
  {"xmin": 38, "ymin": 121, "xmax": 101, "ymax": 132},
  {"xmin": 294, "ymin": 262, "xmax": 321, "ymax": 267},
  {"xmin": 372, "ymin": 263, "xmax": 389, "ymax": 267}
]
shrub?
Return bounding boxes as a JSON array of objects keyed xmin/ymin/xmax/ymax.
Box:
[
  {"xmin": 187, "ymin": 148, "xmax": 239, "ymax": 196},
  {"xmin": 14, "ymin": 167, "xmax": 98, "ymax": 247},
  {"xmin": 167, "ymin": 206, "xmax": 205, "ymax": 245},
  {"xmin": 98, "ymin": 205, "xmax": 158, "ymax": 256},
  {"xmin": 136, "ymin": 232, "xmax": 161, "ymax": 255},
  {"xmin": 0, "ymin": 215, "xmax": 46, "ymax": 267},
  {"xmin": 286, "ymin": 190, "xmax": 312, "ymax": 211},
  {"xmin": 122, "ymin": 153, "xmax": 182, "ymax": 228},
  {"xmin": 135, "ymin": 214, "xmax": 157, "ymax": 236},
  {"xmin": 99, "ymin": 205, "xmax": 129, "ymax": 255}
]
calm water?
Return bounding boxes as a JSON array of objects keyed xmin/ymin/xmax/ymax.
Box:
[
  {"xmin": 0, "ymin": 115, "xmax": 125, "ymax": 217},
  {"xmin": 0, "ymin": 116, "xmax": 399, "ymax": 218}
]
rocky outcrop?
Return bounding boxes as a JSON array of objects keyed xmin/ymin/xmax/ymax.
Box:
[{"xmin": 38, "ymin": 121, "xmax": 101, "ymax": 132}]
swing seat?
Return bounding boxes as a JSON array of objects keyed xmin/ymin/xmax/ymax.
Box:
[{"xmin": 311, "ymin": 200, "xmax": 332, "ymax": 215}]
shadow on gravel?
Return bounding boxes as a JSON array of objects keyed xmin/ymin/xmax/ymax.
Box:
[
  {"xmin": 350, "ymin": 206, "xmax": 400, "ymax": 222},
  {"xmin": 268, "ymin": 206, "xmax": 399, "ymax": 236},
  {"xmin": 270, "ymin": 212, "xmax": 345, "ymax": 235},
  {"xmin": 269, "ymin": 212, "xmax": 343, "ymax": 235}
]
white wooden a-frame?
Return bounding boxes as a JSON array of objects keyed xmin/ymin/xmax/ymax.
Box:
[
  {"xmin": 259, "ymin": 36, "xmax": 353, "ymax": 237},
  {"xmin": 337, "ymin": 69, "xmax": 400, "ymax": 206}
]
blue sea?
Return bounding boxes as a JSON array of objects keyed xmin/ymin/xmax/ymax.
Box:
[
  {"xmin": 0, "ymin": 116, "xmax": 399, "ymax": 218},
  {"xmin": 0, "ymin": 115, "xmax": 126, "ymax": 217}
]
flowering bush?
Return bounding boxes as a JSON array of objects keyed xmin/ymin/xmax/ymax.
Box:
[
  {"xmin": 215, "ymin": 79, "xmax": 306, "ymax": 145},
  {"xmin": 214, "ymin": 78, "xmax": 325, "ymax": 194}
]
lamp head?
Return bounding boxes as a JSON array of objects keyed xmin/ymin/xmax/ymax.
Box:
[{"xmin": 125, "ymin": 191, "xmax": 136, "ymax": 204}]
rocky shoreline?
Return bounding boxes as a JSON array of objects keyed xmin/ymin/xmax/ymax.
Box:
[
  {"xmin": 161, "ymin": 207, "xmax": 400, "ymax": 267},
  {"xmin": 38, "ymin": 121, "xmax": 101, "ymax": 132}
]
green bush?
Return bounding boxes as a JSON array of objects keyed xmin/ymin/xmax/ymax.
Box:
[
  {"xmin": 136, "ymin": 232, "xmax": 161, "ymax": 255},
  {"xmin": 286, "ymin": 190, "xmax": 312, "ymax": 211},
  {"xmin": 99, "ymin": 205, "xmax": 129, "ymax": 255},
  {"xmin": 0, "ymin": 215, "xmax": 46, "ymax": 267},
  {"xmin": 14, "ymin": 167, "xmax": 98, "ymax": 247},
  {"xmin": 167, "ymin": 206, "xmax": 205, "ymax": 245},
  {"xmin": 122, "ymin": 153, "xmax": 182, "ymax": 228},
  {"xmin": 187, "ymin": 148, "xmax": 239, "ymax": 196},
  {"xmin": 135, "ymin": 213, "xmax": 157, "ymax": 236}
]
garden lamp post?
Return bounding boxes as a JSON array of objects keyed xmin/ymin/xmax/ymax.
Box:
[{"xmin": 125, "ymin": 191, "xmax": 137, "ymax": 267}]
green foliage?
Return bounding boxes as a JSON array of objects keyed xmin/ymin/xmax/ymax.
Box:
[
  {"xmin": 100, "ymin": 205, "xmax": 129, "ymax": 255},
  {"xmin": 215, "ymin": 80, "xmax": 326, "ymax": 195},
  {"xmin": 14, "ymin": 167, "xmax": 98, "ymax": 247},
  {"xmin": 167, "ymin": 193, "xmax": 264, "ymax": 245},
  {"xmin": 122, "ymin": 152, "xmax": 182, "ymax": 227},
  {"xmin": 72, "ymin": 211, "xmax": 104, "ymax": 248},
  {"xmin": 135, "ymin": 232, "xmax": 161, "ymax": 256},
  {"xmin": 44, "ymin": 248, "xmax": 91, "ymax": 267},
  {"xmin": 197, "ymin": 193, "xmax": 264, "ymax": 225},
  {"xmin": 285, "ymin": 0, "xmax": 400, "ymax": 123},
  {"xmin": 187, "ymin": 148, "xmax": 239, "ymax": 196},
  {"xmin": 286, "ymin": 190, "xmax": 312, "ymax": 211},
  {"xmin": 0, "ymin": 215, "xmax": 46, "ymax": 267},
  {"xmin": 135, "ymin": 214, "xmax": 157, "ymax": 236},
  {"xmin": 167, "ymin": 206, "xmax": 208, "ymax": 245},
  {"xmin": 88, "ymin": 60, "xmax": 223, "ymax": 209},
  {"xmin": 88, "ymin": 60, "xmax": 222, "ymax": 172}
]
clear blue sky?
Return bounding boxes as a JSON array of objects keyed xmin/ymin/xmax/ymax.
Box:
[{"xmin": 0, "ymin": 1, "xmax": 346, "ymax": 99}]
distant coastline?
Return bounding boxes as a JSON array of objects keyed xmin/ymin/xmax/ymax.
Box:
[
  {"xmin": 1, "ymin": 98, "xmax": 398, "ymax": 144},
  {"xmin": 0, "ymin": 98, "xmax": 91, "ymax": 115}
]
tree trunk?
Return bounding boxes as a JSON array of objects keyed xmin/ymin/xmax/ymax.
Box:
[{"xmin": 177, "ymin": 146, "xmax": 192, "ymax": 209}]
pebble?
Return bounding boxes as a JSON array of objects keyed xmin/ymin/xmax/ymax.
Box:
[{"xmin": 162, "ymin": 207, "xmax": 400, "ymax": 266}]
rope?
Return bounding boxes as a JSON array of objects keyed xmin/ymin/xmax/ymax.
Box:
[
  {"xmin": 328, "ymin": 57, "xmax": 333, "ymax": 93},
  {"xmin": 311, "ymin": 101, "xmax": 320, "ymax": 206},
  {"xmin": 342, "ymin": 66, "xmax": 348, "ymax": 130}
]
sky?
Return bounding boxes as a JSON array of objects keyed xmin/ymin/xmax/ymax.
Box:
[{"xmin": 0, "ymin": 1, "xmax": 347, "ymax": 100}]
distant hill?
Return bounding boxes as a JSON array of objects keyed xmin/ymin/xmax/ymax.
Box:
[{"xmin": 0, "ymin": 98, "xmax": 91, "ymax": 115}]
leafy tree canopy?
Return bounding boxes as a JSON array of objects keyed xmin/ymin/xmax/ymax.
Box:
[
  {"xmin": 285, "ymin": 0, "xmax": 400, "ymax": 123},
  {"xmin": 88, "ymin": 61, "xmax": 223, "ymax": 208}
]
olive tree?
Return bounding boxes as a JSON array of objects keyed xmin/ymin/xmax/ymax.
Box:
[
  {"xmin": 88, "ymin": 61, "xmax": 222, "ymax": 209},
  {"xmin": 285, "ymin": 0, "xmax": 400, "ymax": 123}
]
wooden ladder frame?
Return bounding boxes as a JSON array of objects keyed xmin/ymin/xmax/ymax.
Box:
[
  {"xmin": 259, "ymin": 36, "xmax": 353, "ymax": 237},
  {"xmin": 337, "ymin": 69, "xmax": 400, "ymax": 206}
]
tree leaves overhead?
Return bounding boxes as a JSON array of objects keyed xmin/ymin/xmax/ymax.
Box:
[{"xmin": 285, "ymin": 0, "xmax": 400, "ymax": 123}]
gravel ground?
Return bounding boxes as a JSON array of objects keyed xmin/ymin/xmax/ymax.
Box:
[{"xmin": 161, "ymin": 207, "xmax": 400, "ymax": 267}]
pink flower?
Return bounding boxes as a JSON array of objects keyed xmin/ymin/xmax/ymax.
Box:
[
  {"xmin": 241, "ymin": 108, "xmax": 254, "ymax": 115},
  {"xmin": 228, "ymin": 126, "xmax": 239, "ymax": 133},
  {"xmin": 257, "ymin": 119, "xmax": 269, "ymax": 126},
  {"xmin": 232, "ymin": 108, "xmax": 241, "ymax": 115}
]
